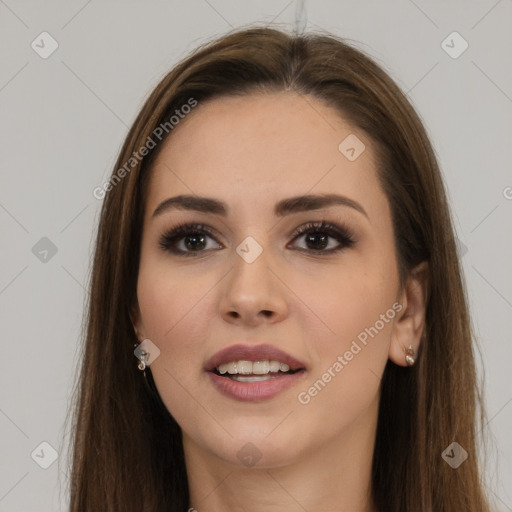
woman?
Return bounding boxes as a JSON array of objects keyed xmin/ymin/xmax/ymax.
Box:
[{"xmin": 66, "ymin": 26, "xmax": 491, "ymax": 511}]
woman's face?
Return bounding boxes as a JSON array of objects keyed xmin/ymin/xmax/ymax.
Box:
[{"xmin": 134, "ymin": 92, "xmax": 406, "ymax": 469}]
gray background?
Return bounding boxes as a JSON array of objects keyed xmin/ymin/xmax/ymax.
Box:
[{"xmin": 0, "ymin": 1, "xmax": 511, "ymax": 510}]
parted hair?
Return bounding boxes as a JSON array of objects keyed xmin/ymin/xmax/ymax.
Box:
[{"xmin": 66, "ymin": 26, "xmax": 491, "ymax": 512}]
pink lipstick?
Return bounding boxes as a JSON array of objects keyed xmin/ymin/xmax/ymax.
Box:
[{"xmin": 205, "ymin": 343, "xmax": 307, "ymax": 402}]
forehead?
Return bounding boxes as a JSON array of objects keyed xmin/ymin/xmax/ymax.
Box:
[{"xmin": 146, "ymin": 92, "xmax": 386, "ymax": 222}]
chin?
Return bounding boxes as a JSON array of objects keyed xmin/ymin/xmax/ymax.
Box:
[{"xmin": 191, "ymin": 423, "xmax": 304, "ymax": 470}]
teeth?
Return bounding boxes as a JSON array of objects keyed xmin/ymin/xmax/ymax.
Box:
[
  {"xmin": 238, "ymin": 360, "xmax": 252, "ymax": 375},
  {"xmin": 218, "ymin": 362, "xmax": 238, "ymax": 374},
  {"xmin": 231, "ymin": 374, "xmax": 276, "ymax": 382},
  {"xmin": 269, "ymin": 360, "xmax": 280, "ymax": 372},
  {"xmin": 216, "ymin": 360, "xmax": 295, "ymax": 375},
  {"xmin": 252, "ymin": 361, "xmax": 269, "ymax": 374}
]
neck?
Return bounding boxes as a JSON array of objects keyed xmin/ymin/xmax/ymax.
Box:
[{"xmin": 184, "ymin": 396, "xmax": 379, "ymax": 512}]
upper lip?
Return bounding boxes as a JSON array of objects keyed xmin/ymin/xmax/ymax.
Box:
[{"xmin": 204, "ymin": 344, "xmax": 307, "ymax": 372}]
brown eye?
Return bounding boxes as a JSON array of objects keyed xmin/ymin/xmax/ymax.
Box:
[
  {"xmin": 289, "ymin": 221, "xmax": 355, "ymax": 254},
  {"xmin": 159, "ymin": 223, "xmax": 222, "ymax": 256},
  {"xmin": 301, "ymin": 232, "xmax": 330, "ymax": 250},
  {"xmin": 180, "ymin": 233, "xmax": 207, "ymax": 251}
]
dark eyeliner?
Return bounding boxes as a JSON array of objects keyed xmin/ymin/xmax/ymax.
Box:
[
  {"xmin": 288, "ymin": 220, "xmax": 356, "ymax": 254},
  {"xmin": 159, "ymin": 220, "xmax": 356, "ymax": 256},
  {"xmin": 158, "ymin": 222, "xmax": 220, "ymax": 256}
]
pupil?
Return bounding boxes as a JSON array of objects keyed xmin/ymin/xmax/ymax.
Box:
[
  {"xmin": 185, "ymin": 234, "xmax": 206, "ymax": 251},
  {"xmin": 306, "ymin": 232, "xmax": 328, "ymax": 250}
]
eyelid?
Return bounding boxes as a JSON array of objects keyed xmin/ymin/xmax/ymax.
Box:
[
  {"xmin": 158, "ymin": 222, "xmax": 223, "ymax": 253},
  {"xmin": 287, "ymin": 220, "xmax": 356, "ymax": 250},
  {"xmin": 164, "ymin": 222, "xmax": 219, "ymax": 238},
  {"xmin": 158, "ymin": 219, "xmax": 356, "ymax": 256}
]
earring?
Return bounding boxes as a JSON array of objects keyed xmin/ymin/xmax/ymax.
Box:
[
  {"xmin": 138, "ymin": 350, "xmax": 147, "ymax": 371},
  {"xmin": 405, "ymin": 345, "xmax": 416, "ymax": 366},
  {"xmin": 134, "ymin": 342, "xmax": 148, "ymax": 378}
]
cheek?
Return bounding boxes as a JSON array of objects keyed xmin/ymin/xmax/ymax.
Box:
[
  {"xmin": 135, "ymin": 261, "xmax": 217, "ymax": 394},
  {"xmin": 290, "ymin": 260, "xmax": 398, "ymax": 424},
  {"xmin": 288, "ymin": 253, "xmax": 398, "ymax": 415},
  {"xmin": 136, "ymin": 257, "xmax": 215, "ymax": 342},
  {"xmin": 288, "ymin": 253, "xmax": 399, "ymax": 352},
  {"xmin": 136, "ymin": 264, "xmax": 218, "ymax": 424},
  {"xmin": 293, "ymin": 286, "xmax": 397, "ymax": 432}
]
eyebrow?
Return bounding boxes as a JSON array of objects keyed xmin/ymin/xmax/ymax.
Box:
[{"xmin": 152, "ymin": 193, "xmax": 369, "ymax": 220}]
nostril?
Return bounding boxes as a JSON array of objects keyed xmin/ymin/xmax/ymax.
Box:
[{"xmin": 226, "ymin": 310, "xmax": 273, "ymax": 320}]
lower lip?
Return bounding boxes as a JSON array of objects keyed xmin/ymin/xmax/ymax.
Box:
[{"xmin": 207, "ymin": 370, "xmax": 306, "ymax": 401}]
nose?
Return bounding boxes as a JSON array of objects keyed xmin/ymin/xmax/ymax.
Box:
[{"xmin": 219, "ymin": 247, "xmax": 288, "ymax": 327}]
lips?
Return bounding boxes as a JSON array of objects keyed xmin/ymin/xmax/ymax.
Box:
[
  {"xmin": 204, "ymin": 343, "xmax": 308, "ymax": 401},
  {"xmin": 204, "ymin": 343, "xmax": 307, "ymax": 372}
]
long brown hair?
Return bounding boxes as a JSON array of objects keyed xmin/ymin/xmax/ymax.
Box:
[{"xmin": 65, "ymin": 26, "xmax": 492, "ymax": 511}]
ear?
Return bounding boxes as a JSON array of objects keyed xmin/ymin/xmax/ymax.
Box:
[
  {"xmin": 129, "ymin": 301, "xmax": 146, "ymax": 342},
  {"xmin": 389, "ymin": 261, "xmax": 429, "ymax": 367}
]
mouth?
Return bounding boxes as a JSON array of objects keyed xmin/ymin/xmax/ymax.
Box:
[
  {"xmin": 205, "ymin": 344, "xmax": 307, "ymax": 401},
  {"xmin": 212, "ymin": 360, "xmax": 303, "ymax": 382}
]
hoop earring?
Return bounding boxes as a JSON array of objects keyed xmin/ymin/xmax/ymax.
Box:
[{"xmin": 405, "ymin": 344, "xmax": 416, "ymax": 366}]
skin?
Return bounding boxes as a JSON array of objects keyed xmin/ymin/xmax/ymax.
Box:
[{"xmin": 132, "ymin": 92, "xmax": 428, "ymax": 512}]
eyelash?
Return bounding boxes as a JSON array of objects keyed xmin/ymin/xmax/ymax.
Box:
[{"xmin": 158, "ymin": 220, "xmax": 356, "ymax": 257}]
